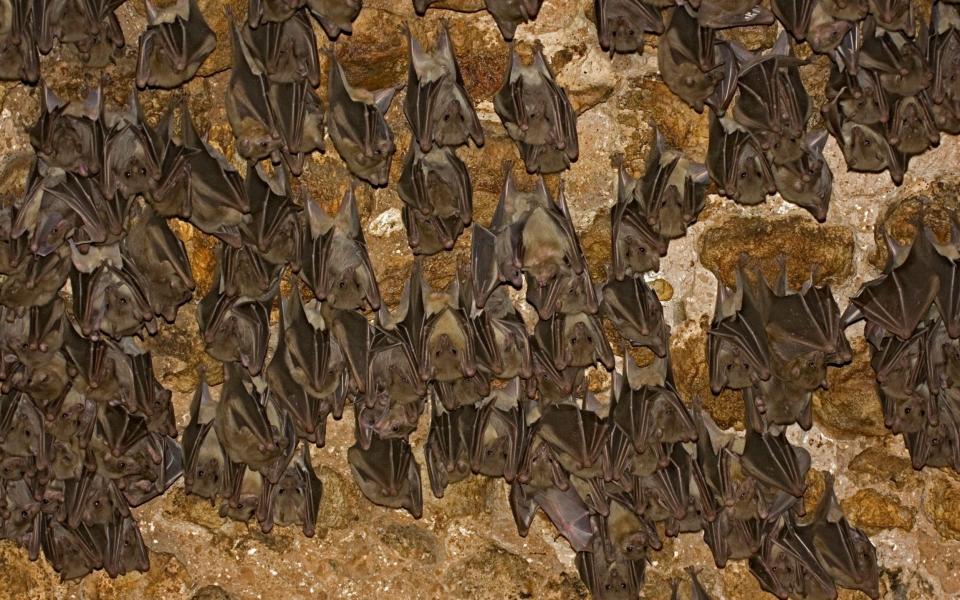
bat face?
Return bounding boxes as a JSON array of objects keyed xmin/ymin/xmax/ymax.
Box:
[
  {"xmin": 136, "ymin": 0, "xmax": 217, "ymax": 90},
  {"xmin": 405, "ymin": 27, "xmax": 483, "ymax": 152},
  {"xmin": 244, "ymin": 10, "xmax": 320, "ymax": 85},
  {"xmin": 0, "ymin": 0, "xmax": 39, "ymax": 83},
  {"xmin": 356, "ymin": 400, "xmax": 421, "ymax": 448},
  {"xmin": 636, "ymin": 131, "xmax": 708, "ymax": 239},
  {"xmin": 35, "ymin": 0, "xmax": 126, "ymax": 65},
  {"xmin": 595, "ymin": 0, "xmax": 664, "ymax": 55},
  {"xmin": 327, "ymin": 53, "xmax": 396, "ymax": 187},
  {"xmin": 657, "ymin": 6, "xmax": 726, "ymax": 113},
  {"xmin": 486, "ymin": 0, "xmax": 544, "ymax": 41},
  {"xmin": 347, "ymin": 434, "xmax": 423, "ymax": 518},
  {"xmin": 101, "ymin": 97, "xmax": 162, "ymax": 202},
  {"xmin": 259, "ymin": 445, "xmax": 322, "ymax": 536},
  {"xmin": 888, "ymin": 95, "xmax": 940, "ymax": 156},
  {"xmin": 396, "ymin": 144, "xmax": 472, "ymax": 255},
  {"xmin": 771, "ymin": 132, "xmax": 833, "ymax": 221},
  {"xmin": 197, "ymin": 290, "xmax": 270, "ymax": 376},
  {"xmin": 29, "ymin": 86, "xmax": 103, "ymax": 176},
  {"xmin": 123, "ymin": 206, "xmax": 195, "ymax": 323},
  {"xmin": 71, "ymin": 265, "xmax": 155, "ymax": 341},
  {"xmin": 306, "ymin": 0, "xmax": 362, "ymax": 39},
  {"xmin": 422, "ymin": 308, "xmax": 476, "ymax": 383},
  {"xmin": 494, "ymin": 48, "xmax": 579, "ymax": 174}
]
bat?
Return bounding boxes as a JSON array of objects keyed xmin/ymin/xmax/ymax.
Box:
[
  {"xmin": 149, "ymin": 96, "xmax": 249, "ymax": 245},
  {"xmin": 535, "ymin": 403, "xmax": 609, "ymax": 479},
  {"xmin": 611, "ymin": 168, "xmax": 668, "ymax": 278},
  {"xmin": 70, "ymin": 263, "xmax": 155, "ymax": 340},
  {"xmin": 248, "ymin": 0, "xmax": 306, "ymax": 27},
  {"xmin": 240, "ymin": 165, "xmax": 303, "ymax": 271},
  {"xmin": 843, "ymin": 225, "xmax": 948, "ymax": 340},
  {"xmin": 741, "ymin": 429, "xmax": 810, "ymax": 499},
  {"xmin": 534, "ymin": 311, "xmax": 615, "ymax": 372},
  {"xmin": 365, "ymin": 327, "xmax": 425, "ymax": 412},
  {"xmin": 928, "ymin": 2, "xmax": 960, "ymax": 118},
  {"xmin": 905, "ymin": 401, "xmax": 960, "ymax": 470},
  {"xmin": 0, "ymin": 245, "xmax": 71, "ymax": 310},
  {"xmin": 100, "ymin": 90, "xmax": 162, "ymax": 201},
  {"xmin": 268, "ymin": 341, "xmax": 346, "ymax": 448},
  {"xmin": 267, "ymin": 80, "xmax": 327, "ymax": 176},
  {"xmin": 486, "ymin": 0, "xmax": 544, "ymax": 41},
  {"xmin": 823, "ymin": 97, "xmax": 905, "ymax": 184},
  {"xmin": 274, "ymin": 283, "xmax": 346, "ymax": 400},
  {"xmin": 425, "ymin": 400, "xmax": 478, "ymax": 498},
  {"xmin": 821, "ymin": 0, "xmax": 869, "ymax": 21},
  {"xmin": 60, "ymin": 322, "xmax": 135, "ymax": 408},
  {"xmin": 749, "ymin": 517, "xmax": 838, "ymax": 600},
  {"xmin": 470, "ymin": 286, "xmax": 533, "ymax": 380},
  {"xmin": 640, "ymin": 443, "xmax": 695, "ymax": 535},
  {"xmin": 599, "ymin": 497, "xmax": 661, "ymax": 561},
  {"xmin": 219, "ymin": 463, "xmax": 264, "ymax": 523},
  {"xmin": 29, "ymin": 84, "xmax": 103, "ymax": 177},
  {"xmin": 632, "ymin": 131, "xmax": 709, "ymax": 239},
  {"xmin": 34, "ymin": 0, "xmax": 126, "ymax": 64},
  {"xmin": 771, "ymin": 131, "xmax": 834, "ymax": 222},
  {"xmin": 347, "ymin": 434, "xmax": 423, "ymax": 518},
  {"xmin": 471, "ymin": 380, "xmax": 527, "ymax": 482},
  {"xmin": 226, "ymin": 18, "xmax": 283, "ymax": 164},
  {"xmin": 494, "ymin": 45, "xmax": 579, "ymax": 174},
  {"xmin": 707, "ymin": 114, "xmax": 776, "ymax": 207},
  {"xmin": 869, "ymin": 0, "xmax": 914, "ymax": 34},
  {"xmin": 355, "ymin": 395, "xmax": 422, "ymax": 450},
  {"xmin": 299, "ymin": 187, "xmax": 381, "ymax": 311},
  {"xmin": 611, "ymin": 354, "xmax": 697, "ymax": 457},
  {"xmin": 122, "ymin": 206, "xmax": 196, "ymax": 323},
  {"xmin": 707, "ymin": 266, "xmax": 773, "ymax": 394},
  {"xmin": 196, "ymin": 289, "xmax": 271, "ymax": 376},
  {"xmin": 129, "ymin": 350, "xmax": 177, "ymax": 437},
  {"xmin": 772, "ymin": 0, "xmax": 851, "ymax": 52},
  {"xmin": 859, "ymin": 20, "xmax": 932, "ymax": 97},
  {"xmin": 396, "ymin": 143, "xmax": 472, "ymax": 255},
  {"xmin": 594, "ymin": 0, "xmax": 665, "ymax": 55},
  {"xmin": 657, "ymin": 6, "xmax": 737, "ymax": 113},
  {"xmin": 40, "ymin": 520, "xmax": 103, "ymax": 581},
  {"xmin": 510, "ymin": 481, "xmax": 595, "ymax": 551},
  {"xmin": 239, "ymin": 9, "xmax": 320, "ymax": 86},
  {"xmin": 405, "ymin": 26, "xmax": 483, "ymax": 152},
  {"xmin": 797, "ymin": 473, "xmax": 881, "ymax": 599},
  {"xmin": 214, "ymin": 363, "xmax": 296, "ymax": 482},
  {"xmin": 0, "ymin": 0, "xmax": 40, "ymax": 83},
  {"xmin": 182, "ymin": 371, "xmax": 231, "ymax": 503},
  {"xmin": 887, "ymin": 94, "xmax": 940, "ymax": 156},
  {"xmin": 306, "ymin": 0, "xmax": 362, "ymax": 40},
  {"xmin": 217, "ymin": 242, "xmax": 283, "ymax": 303},
  {"xmin": 419, "ymin": 274, "xmax": 480, "ymax": 383},
  {"xmin": 257, "ymin": 444, "xmax": 323, "ymax": 537},
  {"xmin": 824, "ymin": 63, "xmax": 889, "ymax": 126},
  {"xmin": 575, "ymin": 537, "xmax": 646, "ymax": 600},
  {"xmin": 136, "ymin": 0, "xmax": 217, "ymax": 90},
  {"xmin": 327, "ymin": 51, "xmax": 397, "ymax": 187}
]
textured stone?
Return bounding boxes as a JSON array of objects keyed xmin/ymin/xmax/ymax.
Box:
[
  {"xmin": 848, "ymin": 446, "xmax": 924, "ymax": 491},
  {"xmin": 842, "ymin": 489, "xmax": 916, "ymax": 533},
  {"xmin": 813, "ymin": 339, "xmax": 888, "ymax": 438},
  {"xmin": 699, "ymin": 215, "xmax": 856, "ymax": 289},
  {"xmin": 923, "ymin": 473, "xmax": 960, "ymax": 542}
]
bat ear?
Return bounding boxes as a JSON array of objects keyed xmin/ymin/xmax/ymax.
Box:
[
  {"xmin": 407, "ymin": 28, "xmax": 429, "ymax": 72},
  {"xmin": 373, "ymin": 87, "xmax": 398, "ymax": 114},
  {"xmin": 531, "ymin": 43, "xmax": 553, "ymax": 78},
  {"xmin": 144, "ymin": 0, "xmax": 160, "ymax": 24},
  {"xmin": 41, "ymin": 81, "xmax": 62, "ymax": 112},
  {"xmin": 304, "ymin": 195, "xmax": 332, "ymax": 238},
  {"xmin": 437, "ymin": 23, "xmax": 457, "ymax": 66},
  {"xmin": 336, "ymin": 186, "xmax": 362, "ymax": 237},
  {"xmin": 771, "ymin": 30, "xmax": 792, "ymax": 57},
  {"xmin": 804, "ymin": 129, "xmax": 829, "ymax": 153},
  {"xmin": 687, "ymin": 162, "xmax": 710, "ymax": 185},
  {"xmin": 81, "ymin": 87, "xmax": 102, "ymax": 120}
]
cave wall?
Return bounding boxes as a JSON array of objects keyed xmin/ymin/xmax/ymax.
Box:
[{"xmin": 1, "ymin": 0, "xmax": 960, "ymax": 598}]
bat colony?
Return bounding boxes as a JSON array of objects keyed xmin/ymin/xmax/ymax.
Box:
[{"xmin": 0, "ymin": 0, "xmax": 956, "ymax": 597}]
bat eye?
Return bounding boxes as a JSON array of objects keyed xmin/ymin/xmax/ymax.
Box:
[
  {"xmin": 198, "ymin": 469, "xmax": 204, "ymax": 477},
  {"xmin": 124, "ymin": 171, "xmax": 132, "ymax": 178}
]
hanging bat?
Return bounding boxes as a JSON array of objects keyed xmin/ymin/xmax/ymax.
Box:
[
  {"xmin": 100, "ymin": 90, "xmax": 162, "ymax": 201},
  {"xmin": 905, "ymin": 402, "xmax": 960, "ymax": 470},
  {"xmin": 470, "ymin": 286, "xmax": 533, "ymax": 380},
  {"xmin": 40, "ymin": 520, "xmax": 103, "ymax": 581},
  {"xmin": 327, "ymin": 51, "xmax": 397, "ymax": 187},
  {"xmin": 274, "ymin": 283, "xmax": 345, "ymax": 400},
  {"xmin": 355, "ymin": 394, "xmax": 422, "ymax": 449},
  {"xmin": 707, "ymin": 267, "xmax": 772, "ymax": 394},
  {"xmin": 215, "ymin": 363, "xmax": 296, "ymax": 482},
  {"xmin": 633, "ymin": 130, "xmax": 709, "ymax": 239},
  {"xmin": 136, "ymin": 0, "xmax": 217, "ymax": 89},
  {"xmin": 226, "ymin": 19, "xmax": 283, "ymax": 164},
  {"xmin": 34, "ymin": 0, "xmax": 126, "ymax": 64},
  {"xmin": 887, "ymin": 94, "xmax": 940, "ymax": 156},
  {"xmin": 534, "ymin": 311, "xmax": 615, "ymax": 372},
  {"xmin": 594, "ymin": 0, "xmax": 664, "ymax": 54},
  {"xmin": 365, "ymin": 327, "xmax": 425, "ymax": 410},
  {"xmin": 239, "ymin": 9, "xmax": 319, "ymax": 86},
  {"xmin": 29, "ymin": 84, "xmax": 103, "ymax": 176},
  {"xmin": 823, "ymin": 96, "xmax": 905, "ymax": 184},
  {"xmin": 70, "ymin": 264, "xmax": 155, "ymax": 340},
  {"xmin": 405, "ymin": 26, "xmax": 483, "ymax": 153},
  {"xmin": 510, "ymin": 480, "xmax": 595, "ymax": 551},
  {"xmin": 299, "ymin": 187, "xmax": 381, "ymax": 311},
  {"xmin": 707, "ymin": 114, "xmax": 776, "ymax": 206},
  {"xmin": 267, "ymin": 80, "xmax": 326, "ymax": 176},
  {"xmin": 217, "ymin": 243, "xmax": 283, "ymax": 303},
  {"xmin": 929, "ymin": 2, "xmax": 960, "ymax": 109},
  {"xmin": 657, "ymin": 6, "xmax": 737, "ymax": 113},
  {"xmin": 149, "ymin": 96, "xmax": 249, "ymax": 245},
  {"xmin": 797, "ymin": 473, "xmax": 880, "ymax": 599},
  {"xmin": 268, "ymin": 338, "xmax": 345, "ymax": 448},
  {"xmin": 420, "ymin": 274, "xmax": 480, "ymax": 383},
  {"xmin": 486, "ymin": 0, "xmax": 544, "ymax": 41},
  {"xmin": 859, "ymin": 21, "xmax": 932, "ymax": 97},
  {"xmin": 741, "ymin": 428, "xmax": 810, "ymax": 499},
  {"xmin": 824, "ymin": 62, "xmax": 889, "ymax": 126},
  {"xmin": 122, "ymin": 206, "xmax": 195, "ymax": 323},
  {"xmin": 0, "ymin": 245, "xmax": 71, "ymax": 309},
  {"xmin": 771, "ymin": 131, "xmax": 834, "ymax": 222},
  {"xmin": 196, "ymin": 289, "xmax": 271, "ymax": 376},
  {"xmin": 0, "ymin": 0, "xmax": 39, "ymax": 83},
  {"xmin": 61, "ymin": 323, "xmax": 135, "ymax": 406},
  {"xmin": 182, "ymin": 371, "xmax": 231, "ymax": 503},
  {"xmin": 306, "ymin": 0, "xmax": 362, "ymax": 39},
  {"xmin": 494, "ymin": 45, "xmax": 579, "ymax": 174},
  {"xmin": 105, "ymin": 515, "xmax": 152, "ymax": 578},
  {"xmin": 575, "ymin": 537, "xmax": 646, "ymax": 600},
  {"xmin": 425, "ymin": 400, "xmax": 479, "ymax": 498},
  {"xmin": 241, "ymin": 165, "xmax": 303, "ymax": 271},
  {"xmin": 611, "ymin": 169, "xmax": 668, "ymax": 278},
  {"xmin": 219, "ymin": 463, "xmax": 264, "ymax": 523},
  {"xmin": 396, "ymin": 143, "xmax": 472, "ymax": 255},
  {"xmin": 638, "ymin": 443, "xmax": 694, "ymax": 531},
  {"xmin": 248, "ymin": 0, "xmax": 306, "ymax": 27},
  {"xmin": 843, "ymin": 225, "xmax": 949, "ymax": 340},
  {"xmin": 257, "ymin": 444, "xmax": 323, "ymax": 537},
  {"xmin": 749, "ymin": 517, "xmax": 839, "ymax": 600},
  {"xmin": 470, "ymin": 380, "xmax": 527, "ymax": 482},
  {"xmin": 869, "ymin": 0, "xmax": 914, "ymax": 34},
  {"xmin": 535, "ymin": 403, "xmax": 609, "ymax": 479},
  {"xmin": 772, "ymin": 0, "xmax": 851, "ymax": 51},
  {"xmin": 348, "ymin": 434, "xmax": 423, "ymax": 518},
  {"xmin": 598, "ymin": 497, "xmax": 661, "ymax": 561}
]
